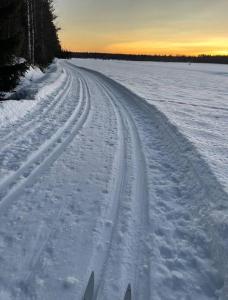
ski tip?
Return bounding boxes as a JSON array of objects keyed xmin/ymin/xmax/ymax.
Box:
[
  {"xmin": 83, "ymin": 271, "xmax": 95, "ymax": 300},
  {"xmin": 124, "ymin": 284, "xmax": 131, "ymax": 300},
  {"xmin": 90, "ymin": 271, "xmax": 95, "ymax": 283}
]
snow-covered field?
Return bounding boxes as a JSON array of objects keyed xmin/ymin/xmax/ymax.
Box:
[
  {"xmin": 0, "ymin": 59, "xmax": 228, "ymax": 299},
  {"xmin": 73, "ymin": 59, "xmax": 228, "ymax": 194}
]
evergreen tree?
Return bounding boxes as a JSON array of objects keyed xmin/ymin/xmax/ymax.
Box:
[
  {"xmin": 0, "ymin": 0, "xmax": 27, "ymax": 94},
  {"xmin": 0, "ymin": 0, "xmax": 61, "ymax": 96},
  {"xmin": 25, "ymin": 0, "xmax": 61, "ymax": 67}
]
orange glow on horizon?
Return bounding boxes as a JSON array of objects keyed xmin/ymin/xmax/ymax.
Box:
[
  {"xmin": 55, "ymin": 0, "xmax": 228, "ymax": 58},
  {"xmin": 60, "ymin": 39, "xmax": 228, "ymax": 56},
  {"xmin": 59, "ymin": 32, "xmax": 228, "ymax": 56}
]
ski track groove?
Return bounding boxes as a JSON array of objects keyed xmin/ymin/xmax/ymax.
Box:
[
  {"xmin": 10, "ymin": 67, "xmax": 92, "ymax": 297},
  {"xmin": 62, "ymin": 62, "xmax": 126, "ymax": 299},
  {"xmin": 90, "ymin": 77, "xmax": 128, "ymax": 300},
  {"xmin": 80, "ymin": 70, "xmax": 151, "ymax": 300},
  {"xmin": 17, "ymin": 65, "xmax": 115, "ymax": 300},
  {"xmin": 0, "ymin": 69, "xmax": 73, "ymax": 155},
  {"xmin": 0, "ymin": 61, "xmax": 226, "ymax": 299},
  {"xmin": 75, "ymin": 65, "xmax": 225, "ymax": 299},
  {"xmin": 100, "ymin": 79, "xmax": 151, "ymax": 300},
  {"xmin": 0, "ymin": 66, "xmax": 91, "ymax": 213},
  {"xmin": 0, "ymin": 66, "xmax": 70, "ymax": 147}
]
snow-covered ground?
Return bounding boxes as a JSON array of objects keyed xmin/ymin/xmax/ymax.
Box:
[
  {"xmin": 0, "ymin": 59, "xmax": 228, "ymax": 300},
  {"xmin": 72, "ymin": 59, "xmax": 228, "ymax": 194},
  {"xmin": 0, "ymin": 60, "xmax": 66, "ymax": 127}
]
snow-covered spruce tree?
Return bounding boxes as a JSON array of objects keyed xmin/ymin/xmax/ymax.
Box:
[{"xmin": 0, "ymin": 0, "xmax": 27, "ymax": 95}]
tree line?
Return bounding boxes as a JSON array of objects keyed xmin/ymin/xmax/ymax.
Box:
[
  {"xmin": 72, "ymin": 52, "xmax": 228, "ymax": 65},
  {"xmin": 0, "ymin": 0, "xmax": 61, "ymax": 96}
]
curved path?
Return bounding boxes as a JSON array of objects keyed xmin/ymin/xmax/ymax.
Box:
[{"xmin": 0, "ymin": 61, "xmax": 225, "ymax": 300}]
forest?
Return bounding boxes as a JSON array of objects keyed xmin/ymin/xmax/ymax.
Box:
[
  {"xmin": 1, "ymin": 1, "xmax": 228, "ymax": 97},
  {"xmin": 0, "ymin": 0, "xmax": 61, "ymax": 95}
]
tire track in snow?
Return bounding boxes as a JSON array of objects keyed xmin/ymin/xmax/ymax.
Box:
[{"xmin": 0, "ymin": 68, "xmax": 91, "ymax": 213}]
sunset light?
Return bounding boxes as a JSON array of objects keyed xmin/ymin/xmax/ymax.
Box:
[
  {"xmin": 56, "ymin": 0, "xmax": 228, "ymax": 56},
  {"xmin": 1, "ymin": 1, "xmax": 228, "ymax": 299}
]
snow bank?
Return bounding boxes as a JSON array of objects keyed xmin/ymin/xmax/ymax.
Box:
[
  {"xmin": 0, "ymin": 60, "xmax": 66, "ymax": 128},
  {"xmin": 21, "ymin": 66, "xmax": 44, "ymax": 85}
]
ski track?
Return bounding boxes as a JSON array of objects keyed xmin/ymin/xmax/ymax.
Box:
[
  {"xmin": 0, "ymin": 62, "xmax": 67, "ymax": 145},
  {"xmin": 0, "ymin": 87, "xmax": 90, "ymax": 213},
  {"xmin": 88, "ymin": 75, "xmax": 151, "ymax": 300},
  {"xmin": 0, "ymin": 68, "xmax": 73, "ymax": 167},
  {"xmin": 0, "ymin": 60, "xmax": 227, "ymax": 299}
]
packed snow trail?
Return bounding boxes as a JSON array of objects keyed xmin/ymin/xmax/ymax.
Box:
[{"xmin": 0, "ymin": 60, "xmax": 227, "ymax": 299}]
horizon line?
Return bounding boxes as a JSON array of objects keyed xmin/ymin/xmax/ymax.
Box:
[{"xmin": 64, "ymin": 51, "xmax": 228, "ymax": 58}]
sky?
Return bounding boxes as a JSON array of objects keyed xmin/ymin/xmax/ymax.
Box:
[{"xmin": 55, "ymin": 0, "xmax": 228, "ymax": 56}]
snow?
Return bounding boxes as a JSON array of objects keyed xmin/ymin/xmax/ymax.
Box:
[
  {"xmin": 63, "ymin": 276, "xmax": 80, "ymax": 288},
  {"xmin": 72, "ymin": 59, "xmax": 228, "ymax": 194},
  {"xmin": 0, "ymin": 290, "xmax": 12, "ymax": 300},
  {"xmin": 0, "ymin": 59, "xmax": 228, "ymax": 299},
  {"xmin": 23, "ymin": 66, "xmax": 44, "ymax": 83},
  {"xmin": 0, "ymin": 60, "xmax": 66, "ymax": 128}
]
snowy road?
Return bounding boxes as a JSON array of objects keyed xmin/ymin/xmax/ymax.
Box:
[{"xmin": 0, "ymin": 61, "xmax": 227, "ymax": 299}]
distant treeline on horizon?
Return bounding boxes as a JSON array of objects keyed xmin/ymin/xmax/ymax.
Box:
[{"xmin": 69, "ymin": 52, "xmax": 228, "ymax": 64}]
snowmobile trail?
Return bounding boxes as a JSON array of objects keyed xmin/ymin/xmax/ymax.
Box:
[{"xmin": 0, "ymin": 60, "xmax": 226, "ymax": 299}]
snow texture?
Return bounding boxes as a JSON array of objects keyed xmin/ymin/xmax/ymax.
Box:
[
  {"xmin": 0, "ymin": 60, "xmax": 65, "ymax": 127},
  {"xmin": 73, "ymin": 59, "xmax": 228, "ymax": 194},
  {"xmin": 0, "ymin": 59, "xmax": 227, "ymax": 299}
]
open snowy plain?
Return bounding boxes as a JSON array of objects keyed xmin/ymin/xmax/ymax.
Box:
[{"xmin": 0, "ymin": 59, "xmax": 228, "ymax": 299}]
